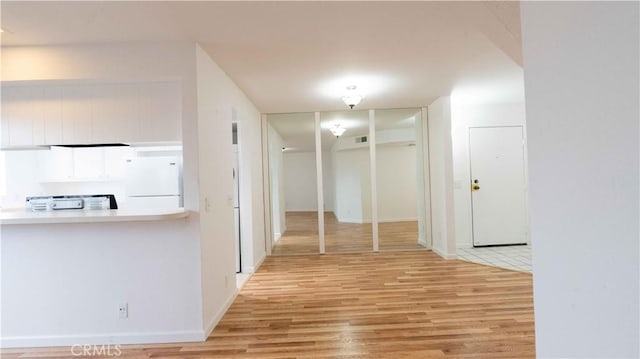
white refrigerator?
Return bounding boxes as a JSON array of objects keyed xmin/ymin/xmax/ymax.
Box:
[{"xmin": 125, "ymin": 156, "xmax": 181, "ymax": 209}]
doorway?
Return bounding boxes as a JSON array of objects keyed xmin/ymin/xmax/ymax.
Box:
[
  {"xmin": 266, "ymin": 112, "xmax": 319, "ymax": 255},
  {"xmin": 469, "ymin": 126, "xmax": 527, "ymax": 246}
]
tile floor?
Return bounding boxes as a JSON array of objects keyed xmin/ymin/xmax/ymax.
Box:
[{"xmin": 457, "ymin": 244, "xmax": 532, "ymax": 273}]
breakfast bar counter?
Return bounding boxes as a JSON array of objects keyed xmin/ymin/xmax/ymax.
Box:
[{"xmin": 0, "ymin": 208, "xmax": 189, "ymax": 225}]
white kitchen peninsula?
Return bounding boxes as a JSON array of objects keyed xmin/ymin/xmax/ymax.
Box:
[
  {"xmin": 1, "ymin": 207, "xmax": 205, "ymax": 347},
  {"xmin": 1, "ymin": 207, "xmax": 188, "ymax": 225}
]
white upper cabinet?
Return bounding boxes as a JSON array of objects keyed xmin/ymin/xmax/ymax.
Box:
[
  {"xmin": 61, "ymin": 85, "xmax": 93, "ymax": 144},
  {"xmin": 138, "ymin": 82, "xmax": 181, "ymax": 142},
  {"xmin": 1, "ymin": 81, "xmax": 182, "ymax": 148},
  {"xmin": 1, "ymin": 86, "xmax": 45, "ymax": 146},
  {"xmin": 92, "ymin": 84, "xmax": 140, "ymax": 143},
  {"xmin": 42, "ymin": 86, "xmax": 64, "ymax": 145}
]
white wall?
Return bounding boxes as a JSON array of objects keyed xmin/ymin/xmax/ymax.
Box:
[
  {"xmin": 450, "ymin": 102, "xmax": 527, "ymax": 248},
  {"xmin": 322, "ymin": 153, "xmax": 334, "ymax": 212},
  {"xmin": 283, "ymin": 152, "xmax": 317, "ymax": 212},
  {"xmin": 196, "ymin": 45, "xmax": 257, "ymax": 335},
  {"xmin": 427, "ymin": 96, "xmax": 456, "ymax": 259},
  {"xmin": 333, "ymin": 148, "xmax": 369, "ymax": 223},
  {"xmin": 376, "ymin": 144, "xmax": 418, "ymax": 222},
  {"xmin": 521, "ymin": 2, "xmax": 639, "ymax": 357},
  {"xmin": 193, "ymin": 45, "xmax": 267, "ymax": 325},
  {"xmin": 281, "ymin": 151, "xmax": 333, "ymax": 213},
  {"xmin": 332, "ymin": 144, "xmax": 419, "ymax": 224},
  {"xmin": 1, "ymin": 151, "xmax": 46, "ymax": 207}
]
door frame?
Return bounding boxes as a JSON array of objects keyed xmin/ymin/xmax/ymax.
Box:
[{"xmin": 467, "ymin": 125, "xmax": 530, "ymax": 247}]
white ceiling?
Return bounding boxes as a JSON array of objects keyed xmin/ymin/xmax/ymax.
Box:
[{"xmin": 1, "ymin": 1, "xmax": 524, "ymax": 114}]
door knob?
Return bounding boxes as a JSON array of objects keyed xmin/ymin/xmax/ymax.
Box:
[{"xmin": 472, "ymin": 185, "xmax": 480, "ymax": 191}]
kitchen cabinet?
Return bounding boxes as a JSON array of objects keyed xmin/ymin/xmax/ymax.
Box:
[
  {"xmin": 61, "ymin": 85, "xmax": 93, "ymax": 144},
  {"xmin": 1, "ymin": 81, "xmax": 181, "ymax": 148},
  {"xmin": 1, "ymin": 86, "xmax": 45, "ymax": 147},
  {"xmin": 92, "ymin": 84, "xmax": 140, "ymax": 143},
  {"xmin": 42, "ymin": 86, "xmax": 64, "ymax": 145},
  {"xmin": 139, "ymin": 82, "xmax": 182, "ymax": 142}
]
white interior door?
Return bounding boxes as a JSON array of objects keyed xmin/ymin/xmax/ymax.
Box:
[{"xmin": 469, "ymin": 126, "xmax": 527, "ymax": 246}]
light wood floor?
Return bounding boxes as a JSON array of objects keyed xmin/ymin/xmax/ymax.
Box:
[
  {"xmin": 2, "ymin": 251, "xmax": 535, "ymax": 358},
  {"xmin": 272, "ymin": 212, "xmax": 425, "ymax": 255}
]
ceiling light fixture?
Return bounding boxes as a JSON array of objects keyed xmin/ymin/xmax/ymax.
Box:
[
  {"xmin": 330, "ymin": 123, "xmax": 346, "ymax": 138},
  {"xmin": 341, "ymin": 85, "xmax": 363, "ymax": 109}
]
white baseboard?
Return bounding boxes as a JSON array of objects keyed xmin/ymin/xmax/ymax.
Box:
[
  {"xmin": 273, "ymin": 232, "xmax": 281, "ymax": 242},
  {"xmin": 244, "ymin": 252, "xmax": 266, "ymax": 274},
  {"xmin": 432, "ymin": 246, "xmax": 457, "ymax": 260},
  {"xmin": 204, "ymin": 289, "xmax": 238, "ymax": 338},
  {"xmin": 335, "ymin": 217, "xmax": 418, "ymax": 224},
  {"xmin": 377, "ymin": 217, "xmax": 419, "ymax": 223},
  {"xmin": 2, "ymin": 291, "xmax": 243, "ymax": 349},
  {"xmin": 1, "ymin": 330, "xmax": 204, "ymax": 349},
  {"xmin": 337, "ymin": 218, "xmax": 364, "ymax": 224}
]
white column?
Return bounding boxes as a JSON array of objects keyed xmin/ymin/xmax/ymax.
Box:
[
  {"xmin": 421, "ymin": 107, "xmax": 433, "ymax": 249},
  {"xmin": 315, "ymin": 112, "xmax": 325, "ymax": 254},
  {"xmin": 260, "ymin": 114, "xmax": 273, "ymax": 256},
  {"xmin": 369, "ymin": 109, "xmax": 379, "ymax": 252}
]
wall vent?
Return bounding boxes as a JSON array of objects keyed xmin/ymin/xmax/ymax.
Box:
[{"xmin": 355, "ymin": 136, "xmax": 368, "ymax": 143}]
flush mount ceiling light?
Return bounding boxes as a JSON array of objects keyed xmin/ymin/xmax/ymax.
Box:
[
  {"xmin": 330, "ymin": 123, "xmax": 346, "ymax": 138},
  {"xmin": 341, "ymin": 86, "xmax": 363, "ymax": 109}
]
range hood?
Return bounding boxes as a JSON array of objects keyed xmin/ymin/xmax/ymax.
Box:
[{"xmin": 55, "ymin": 143, "xmax": 130, "ymax": 148}]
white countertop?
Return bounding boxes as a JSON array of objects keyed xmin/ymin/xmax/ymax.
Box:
[{"xmin": 0, "ymin": 208, "xmax": 189, "ymax": 225}]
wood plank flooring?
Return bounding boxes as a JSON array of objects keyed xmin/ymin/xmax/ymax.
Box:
[
  {"xmin": 2, "ymin": 251, "xmax": 535, "ymax": 358},
  {"xmin": 272, "ymin": 212, "xmax": 424, "ymax": 255}
]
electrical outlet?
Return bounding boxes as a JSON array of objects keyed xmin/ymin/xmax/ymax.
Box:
[{"xmin": 119, "ymin": 303, "xmax": 128, "ymax": 319}]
